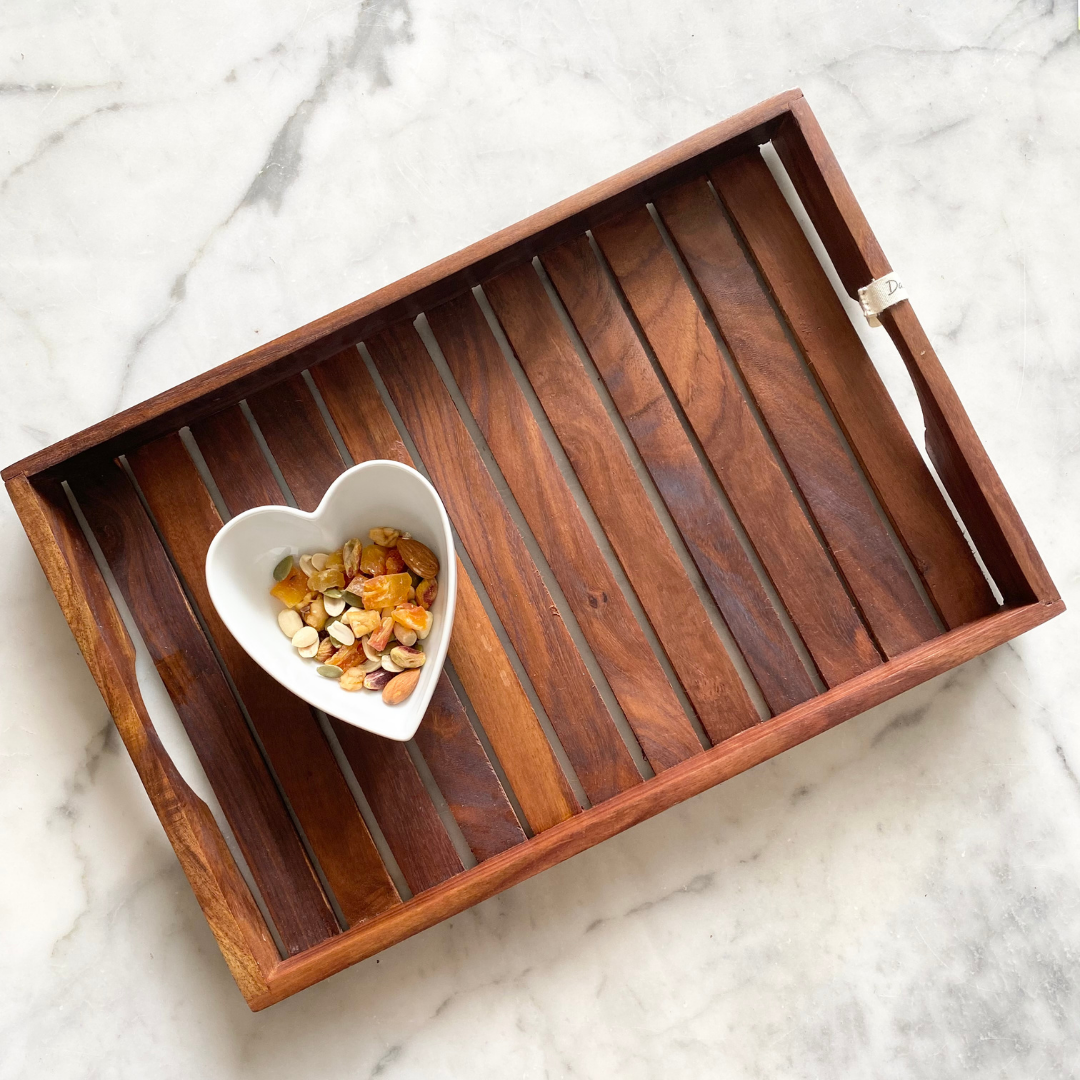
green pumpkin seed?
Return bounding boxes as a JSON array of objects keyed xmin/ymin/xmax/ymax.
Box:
[
  {"xmin": 343, "ymin": 590, "xmax": 365, "ymax": 608},
  {"xmin": 323, "ymin": 587, "xmax": 343, "ymax": 599},
  {"xmin": 273, "ymin": 554, "xmax": 294, "ymax": 581},
  {"xmin": 317, "ymin": 664, "xmax": 343, "ymax": 679}
]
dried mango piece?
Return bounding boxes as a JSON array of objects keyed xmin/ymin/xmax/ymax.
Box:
[
  {"xmin": 360, "ymin": 543, "xmax": 388, "ymax": 577},
  {"xmin": 327, "ymin": 643, "xmax": 361, "ymax": 670},
  {"xmin": 369, "ymin": 616, "xmax": 394, "ymax": 652},
  {"xmin": 271, "ymin": 564, "xmax": 310, "ymax": 608},
  {"xmin": 361, "ymin": 572, "xmax": 411, "ymax": 611},
  {"xmin": 308, "ymin": 567, "xmax": 345, "ymax": 593},
  {"xmin": 391, "ymin": 603, "xmax": 433, "ymax": 639}
]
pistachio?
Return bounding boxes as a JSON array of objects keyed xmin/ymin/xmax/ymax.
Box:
[
  {"xmin": 364, "ymin": 669, "xmax": 395, "ymax": 691},
  {"xmin": 316, "ymin": 664, "xmax": 343, "ymax": 679},
  {"xmin": 273, "ymin": 554, "xmax": 294, "ymax": 581},
  {"xmin": 382, "ymin": 668, "xmax": 421, "ymax": 705},
  {"xmin": 389, "ymin": 644, "xmax": 426, "ymax": 669},
  {"xmin": 277, "ymin": 609, "xmax": 304, "ymax": 637}
]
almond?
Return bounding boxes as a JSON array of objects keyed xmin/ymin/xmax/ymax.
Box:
[
  {"xmin": 382, "ymin": 667, "xmax": 421, "ymax": 705},
  {"xmin": 396, "ymin": 536, "xmax": 439, "ymax": 579}
]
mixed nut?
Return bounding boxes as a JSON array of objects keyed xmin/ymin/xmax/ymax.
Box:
[{"xmin": 270, "ymin": 526, "xmax": 440, "ymax": 705}]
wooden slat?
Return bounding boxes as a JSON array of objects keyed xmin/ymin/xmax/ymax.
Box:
[
  {"xmin": 311, "ymin": 349, "xmax": 579, "ymax": 831},
  {"xmin": 196, "ymin": 404, "xmax": 463, "ymax": 892},
  {"xmin": 129, "ymin": 433, "xmax": 401, "ymax": 926},
  {"xmin": 366, "ymin": 324, "xmax": 643, "ymax": 801},
  {"xmin": 189, "ymin": 406, "xmax": 288, "ymax": 514},
  {"xmin": 593, "ymin": 208, "xmax": 881, "ymax": 686},
  {"xmin": 772, "ymin": 99, "xmax": 1054, "ymax": 606},
  {"xmin": 479, "ymin": 270, "xmax": 762, "ymax": 744},
  {"xmin": 428, "ymin": 293, "xmax": 705, "ymax": 767},
  {"xmin": 711, "ymin": 154, "xmax": 998, "ymax": 628},
  {"xmin": 655, "ymin": 178, "xmax": 939, "ymax": 656},
  {"xmin": 542, "ymin": 236, "xmax": 817, "ymax": 715},
  {"xmin": 247, "ymin": 374, "xmax": 528, "ymax": 860},
  {"xmin": 69, "ymin": 461, "xmax": 339, "ymax": 953},
  {"xmin": 10, "ymin": 474, "xmax": 279, "ymax": 1001}
]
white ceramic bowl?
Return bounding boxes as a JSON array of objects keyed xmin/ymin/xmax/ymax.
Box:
[{"xmin": 205, "ymin": 460, "xmax": 456, "ymax": 741}]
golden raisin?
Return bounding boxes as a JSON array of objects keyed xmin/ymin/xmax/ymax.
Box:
[
  {"xmin": 327, "ymin": 643, "xmax": 362, "ymax": 670},
  {"xmin": 342, "ymin": 538, "xmax": 363, "ymax": 579},
  {"xmin": 360, "ymin": 544, "xmax": 388, "ymax": 577},
  {"xmin": 385, "ymin": 548, "xmax": 406, "ymax": 574},
  {"xmin": 315, "ymin": 636, "xmax": 335, "ymax": 663}
]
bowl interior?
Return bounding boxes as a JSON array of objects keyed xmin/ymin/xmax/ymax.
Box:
[{"xmin": 205, "ymin": 460, "xmax": 456, "ymax": 740}]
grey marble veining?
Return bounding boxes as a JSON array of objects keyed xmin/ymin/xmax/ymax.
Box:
[{"xmin": 1, "ymin": 1, "xmax": 1078, "ymax": 1076}]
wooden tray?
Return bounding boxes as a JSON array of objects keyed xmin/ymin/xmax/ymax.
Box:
[{"xmin": 4, "ymin": 90, "xmax": 1062, "ymax": 1010}]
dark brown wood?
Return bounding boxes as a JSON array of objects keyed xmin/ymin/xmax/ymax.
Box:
[
  {"xmin": 593, "ymin": 208, "xmax": 882, "ymax": 686},
  {"xmin": 772, "ymin": 98, "xmax": 1053, "ymax": 605},
  {"xmin": 367, "ymin": 323, "xmax": 643, "ymax": 801},
  {"xmin": 427, "ymin": 292, "xmax": 706, "ymax": 767},
  {"xmin": 311, "ymin": 349, "xmax": 580, "ymax": 832},
  {"xmin": 246, "ymin": 374, "xmax": 528, "ymax": 857},
  {"xmin": 542, "ymin": 236, "xmax": 817, "ymax": 715},
  {"xmin": 261, "ymin": 596, "xmax": 1064, "ymax": 1007},
  {"xmin": 479, "ymin": 268, "xmax": 761, "ymax": 744},
  {"xmin": 190, "ymin": 406, "xmax": 289, "ymax": 515},
  {"xmin": 2, "ymin": 92, "xmax": 804, "ymax": 486},
  {"xmin": 128, "ymin": 433, "xmax": 401, "ymax": 926},
  {"xmin": 7, "ymin": 474, "xmax": 279, "ymax": 1001},
  {"xmin": 189, "ymin": 407, "xmax": 466, "ymax": 893},
  {"xmin": 710, "ymin": 152, "xmax": 998, "ymax": 629},
  {"xmin": 68, "ymin": 460, "xmax": 340, "ymax": 953},
  {"xmin": 655, "ymin": 178, "xmax": 938, "ymax": 657}
]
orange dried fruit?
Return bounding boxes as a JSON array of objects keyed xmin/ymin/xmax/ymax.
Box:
[
  {"xmin": 360, "ymin": 572, "xmax": 411, "ymax": 611},
  {"xmin": 360, "ymin": 543, "xmax": 388, "ymax": 577},
  {"xmin": 415, "ymin": 578, "xmax": 438, "ymax": 610},
  {"xmin": 396, "ymin": 537, "xmax": 439, "ymax": 579},
  {"xmin": 384, "ymin": 548, "xmax": 406, "ymax": 574},
  {"xmin": 369, "ymin": 616, "xmax": 395, "ymax": 652},
  {"xmin": 327, "ymin": 643, "xmax": 361, "ymax": 670},
  {"xmin": 270, "ymin": 564, "xmax": 310, "ymax": 608},
  {"xmin": 391, "ymin": 603, "xmax": 433, "ymax": 639}
]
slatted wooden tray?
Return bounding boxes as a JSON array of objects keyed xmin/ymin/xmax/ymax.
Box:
[{"xmin": 4, "ymin": 91, "xmax": 1062, "ymax": 1010}]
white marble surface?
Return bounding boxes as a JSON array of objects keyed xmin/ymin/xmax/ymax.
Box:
[{"xmin": 2, "ymin": 0, "xmax": 1078, "ymax": 1075}]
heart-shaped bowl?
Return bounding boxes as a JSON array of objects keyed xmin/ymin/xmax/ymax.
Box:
[{"xmin": 205, "ymin": 460, "xmax": 456, "ymax": 741}]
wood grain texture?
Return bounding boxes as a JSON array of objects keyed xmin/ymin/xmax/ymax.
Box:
[
  {"xmin": 427, "ymin": 292, "xmax": 705, "ymax": 768},
  {"xmin": 8, "ymin": 475, "xmax": 278, "ymax": 1004},
  {"xmin": 367, "ymin": 323, "xmax": 643, "ymax": 801},
  {"xmin": 261, "ymin": 596, "xmax": 1064, "ymax": 1007},
  {"xmin": 190, "ymin": 406, "xmax": 289, "ymax": 515},
  {"xmin": 246, "ymin": 374, "xmax": 528, "ymax": 858},
  {"xmin": 311, "ymin": 349, "xmax": 580, "ymax": 831},
  {"xmin": 479, "ymin": 268, "xmax": 761, "ymax": 744},
  {"xmin": 772, "ymin": 98, "xmax": 1056, "ymax": 605},
  {"xmin": 129, "ymin": 432, "xmax": 401, "ymax": 926},
  {"xmin": 710, "ymin": 152, "xmax": 998, "ymax": 629},
  {"xmin": 68, "ymin": 461, "xmax": 340, "ymax": 954},
  {"xmin": 3, "ymin": 91, "xmax": 804, "ymax": 485},
  {"xmin": 542, "ymin": 236, "xmax": 817, "ymax": 715},
  {"xmin": 655, "ymin": 178, "xmax": 938, "ymax": 657},
  {"xmin": 593, "ymin": 207, "xmax": 882, "ymax": 686}
]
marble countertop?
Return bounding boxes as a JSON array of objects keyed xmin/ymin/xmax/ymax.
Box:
[{"xmin": 2, "ymin": 1, "xmax": 1077, "ymax": 1076}]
